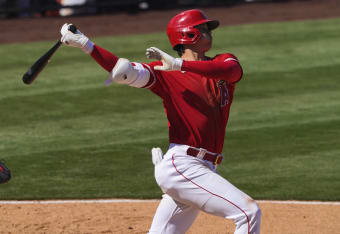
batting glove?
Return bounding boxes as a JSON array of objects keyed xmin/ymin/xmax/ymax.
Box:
[
  {"xmin": 0, "ymin": 160, "xmax": 11, "ymax": 184},
  {"xmin": 60, "ymin": 23, "xmax": 94, "ymax": 54},
  {"xmin": 146, "ymin": 47, "xmax": 183, "ymax": 71},
  {"xmin": 151, "ymin": 147, "xmax": 163, "ymax": 166}
]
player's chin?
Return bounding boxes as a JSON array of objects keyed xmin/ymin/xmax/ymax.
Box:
[
  {"xmin": 201, "ymin": 39, "xmax": 212, "ymax": 50},
  {"xmin": 202, "ymin": 43, "xmax": 212, "ymax": 52}
]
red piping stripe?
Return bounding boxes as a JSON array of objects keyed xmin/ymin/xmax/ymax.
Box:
[{"xmin": 171, "ymin": 154, "xmax": 250, "ymax": 234}]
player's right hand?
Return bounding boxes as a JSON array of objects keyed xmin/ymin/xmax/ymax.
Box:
[
  {"xmin": 146, "ymin": 47, "xmax": 183, "ymax": 71},
  {"xmin": 60, "ymin": 23, "xmax": 93, "ymax": 54}
]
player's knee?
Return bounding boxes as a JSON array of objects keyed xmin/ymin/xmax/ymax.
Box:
[
  {"xmin": 248, "ymin": 200, "xmax": 261, "ymax": 221},
  {"xmin": 234, "ymin": 200, "xmax": 261, "ymax": 233},
  {"xmin": 246, "ymin": 200, "xmax": 261, "ymax": 233},
  {"xmin": 251, "ymin": 203, "xmax": 261, "ymax": 221}
]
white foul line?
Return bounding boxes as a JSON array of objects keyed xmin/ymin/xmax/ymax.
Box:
[
  {"xmin": 0, "ymin": 199, "xmax": 339, "ymax": 205},
  {"xmin": 257, "ymin": 200, "xmax": 340, "ymax": 205}
]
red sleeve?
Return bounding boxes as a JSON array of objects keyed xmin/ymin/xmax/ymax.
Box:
[
  {"xmin": 142, "ymin": 61, "xmax": 167, "ymax": 97},
  {"xmin": 90, "ymin": 45, "xmax": 119, "ymax": 72},
  {"xmin": 181, "ymin": 54, "xmax": 243, "ymax": 83},
  {"xmin": 141, "ymin": 61, "xmax": 162, "ymax": 90}
]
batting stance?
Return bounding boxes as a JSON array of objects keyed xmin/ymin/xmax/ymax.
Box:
[{"xmin": 60, "ymin": 9, "xmax": 261, "ymax": 234}]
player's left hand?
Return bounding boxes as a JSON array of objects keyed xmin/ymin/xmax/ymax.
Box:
[
  {"xmin": 60, "ymin": 23, "xmax": 93, "ymax": 54},
  {"xmin": 146, "ymin": 47, "xmax": 183, "ymax": 71}
]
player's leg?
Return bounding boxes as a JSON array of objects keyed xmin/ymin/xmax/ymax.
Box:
[
  {"xmin": 148, "ymin": 194, "xmax": 200, "ymax": 234},
  {"xmin": 198, "ymin": 172, "xmax": 261, "ymax": 234},
  {"xmin": 170, "ymin": 155, "xmax": 261, "ymax": 234},
  {"xmin": 155, "ymin": 145, "xmax": 261, "ymax": 234}
]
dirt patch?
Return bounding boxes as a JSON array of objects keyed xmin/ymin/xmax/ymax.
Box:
[
  {"xmin": 1, "ymin": 201, "xmax": 339, "ymax": 233},
  {"xmin": 1, "ymin": 0, "xmax": 340, "ymax": 44}
]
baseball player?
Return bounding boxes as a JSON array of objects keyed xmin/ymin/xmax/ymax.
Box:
[{"xmin": 60, "ymin": 9, "xmax": 261, "ymax": 234}]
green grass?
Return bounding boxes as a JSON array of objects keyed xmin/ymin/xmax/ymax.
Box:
[{"xmin": 0, "ymin": 18, "xmax": 340, "ymax": 200}]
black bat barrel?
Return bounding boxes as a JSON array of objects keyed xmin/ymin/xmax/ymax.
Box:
[
  {"xmin": 22, "ymin": 24, "xmax": 77, "ymax": 85},
  {"xmin": 22, "ymin": 41, "xmax": 62, "ymax": 84}
]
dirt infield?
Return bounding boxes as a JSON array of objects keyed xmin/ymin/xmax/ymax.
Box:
[
  {"xmin": 1, "ymin": 200, "xmax": 340, "ymax": 234},
  {"xmin": 1, "ymin": 0, "xmax": 340, "ymax": 233}
]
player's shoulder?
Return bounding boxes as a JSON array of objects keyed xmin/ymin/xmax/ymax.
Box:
[{"xmin": 212, "ymin": 53, "xmax": 240, "ymax": 63}]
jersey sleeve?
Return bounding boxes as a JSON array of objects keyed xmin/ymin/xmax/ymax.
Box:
[
  {"xmin": 90, "ymin": 44, "xmax": 157, "ymax": 89},
  {"xmin": 90, "ymin": 44, "xmax": 119, "ymax": 72},
  {"xmin": 181, "ymin": 53, "xmax": 243, "ymax": 83},
  {"xmin": 140, "ymin": 61, "xmax": 168, "ymax": 98}
]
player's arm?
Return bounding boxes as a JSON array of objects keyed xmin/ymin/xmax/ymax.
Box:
[
  {"xmin": 146, "ymin": 47, "xmax": 242, "ymax": 83},
  {"xmin": 60, "ymin": 23, "xmax": 154, "ymax": 88},
  {"xmin": 181, "ymin": 56, "xmax": 242, "ymax": 83}
]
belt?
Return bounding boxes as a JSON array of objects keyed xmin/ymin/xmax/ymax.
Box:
[{"xmin": 186, "ymin": 147, "xmax": 223, "ymax": 165}]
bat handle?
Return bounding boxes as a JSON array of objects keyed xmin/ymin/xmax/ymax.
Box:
[{"xmin": 68, "ymin": 24, "xmax": 77, "ymax": 33}]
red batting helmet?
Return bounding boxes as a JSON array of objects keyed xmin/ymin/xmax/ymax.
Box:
[{"xmin": 166, "ymin": 9, "xmax": 220, "ymax": 49}]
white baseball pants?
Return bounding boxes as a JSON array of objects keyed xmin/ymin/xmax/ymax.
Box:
[{"xmin": 148, "ymin": 144, "xmax": 261, "ymax": 234}]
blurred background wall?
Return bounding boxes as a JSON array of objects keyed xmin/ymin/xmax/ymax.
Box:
[{"xmin": 0, "ymin": 0, "xmax": 288, "ymax": 18}]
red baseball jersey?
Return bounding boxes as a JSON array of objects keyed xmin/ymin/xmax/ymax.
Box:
[
  {"xmin": 141, "ymin": 54, "xmax": 242, "ymax": 153},
  {"xmin": 90, "ymin": 45, "xmax": 242, "ymax": 154}
]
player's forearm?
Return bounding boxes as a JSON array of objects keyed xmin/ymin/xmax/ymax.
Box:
[
  {"xmin": 89, "ymin": 44, "xmax": 152, "ymax": 88},
  {"xmin": 90, "ymin": 45, "xmax": 119, "ymax": 72},
  {"xmin": 60, "ymin": 24, "xmax": 151, "ymax": 88},
  {"xmin": 181, "ymin": 60, "xmax": 243, "ymax": 83}
]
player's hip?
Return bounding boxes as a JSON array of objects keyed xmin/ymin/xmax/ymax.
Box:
[
  {"xmin": 154, "ymin": 143, "xmax": 218, "ymax": 190},
  {"xmin": 154, "ymin": 143, "xmax": 225, "ymax": 207}
]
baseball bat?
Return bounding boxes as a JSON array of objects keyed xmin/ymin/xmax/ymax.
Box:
[{"xmin": 22, "ymin": 24, "xmax": 77, "ymax": 85}]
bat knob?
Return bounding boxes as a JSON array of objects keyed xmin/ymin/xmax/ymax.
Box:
[{"xmin": 68, "ymin": 24, "xmax": 77, "ymax": 33}]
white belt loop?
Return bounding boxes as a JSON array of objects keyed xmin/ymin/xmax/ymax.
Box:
[{"xmin": 197, "ymin": 148, "xmax": 207, "ymax": 160}]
